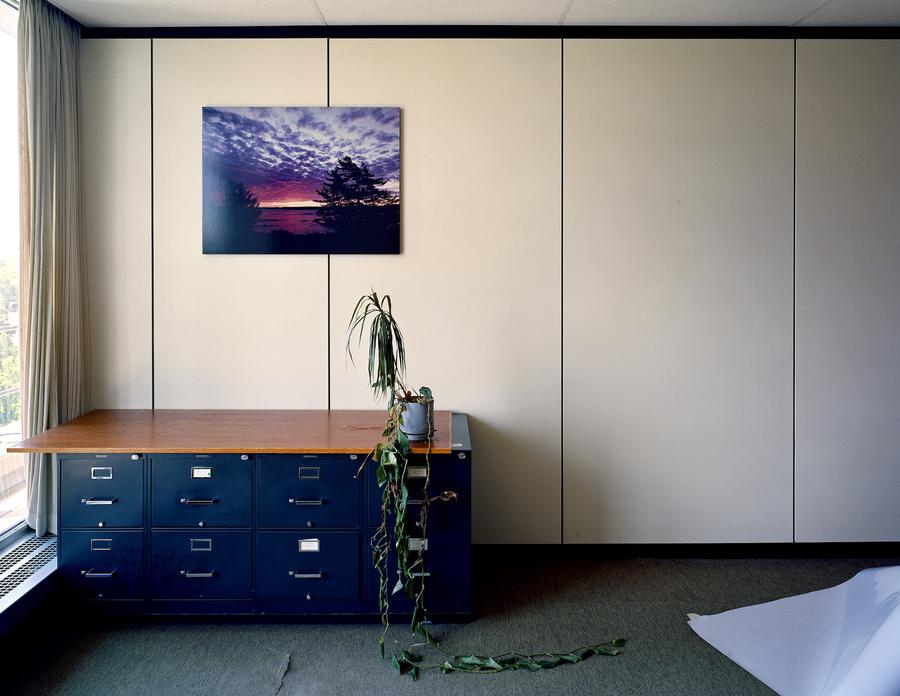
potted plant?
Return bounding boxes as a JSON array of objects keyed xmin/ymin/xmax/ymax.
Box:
[
  {"xmin": 347, "ymin": 291, "xmax": 433, "ymax": 440},
  {"xmin": 347, "ymin": 290, "xmax": 446, "ymax": 656},
  {"xmin": 348, "ymin": 290, "xmax": 625, "ymax": 679},
  {"xmin": 398, "ymin": 386, "xmax": 434, "ymax": 442}
]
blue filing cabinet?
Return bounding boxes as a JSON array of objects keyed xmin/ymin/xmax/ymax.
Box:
[
  {"xmin": 149, "ymin": 530, "xmax": 252, "ymax": 600},
  {"xmin": 56, "ymin": 413, "xmax": 472, "ymax": 618},
  {"xmin": 58, "ymin": 454, "xmax": 145, "ymax": 605},
  {"xmin": 151, "ymin": 455, "xmax": 252, "ymax": 528},
  {"xmin": 363, "ymin": 450, "xmax": 472, "ymax": 615}
]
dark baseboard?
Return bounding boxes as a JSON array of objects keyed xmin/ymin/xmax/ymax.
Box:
[{"xmin": 473, "ymin": 542, "xmax": 900, "ymax": 560}]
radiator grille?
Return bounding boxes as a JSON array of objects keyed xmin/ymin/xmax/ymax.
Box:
[
  {"xmin": 0, "ymin": 535, "xmax": 52, "ymax": 574},
  {"xmin": 0, "ymin": 534, "xmax": 57, "ymax": 598}
]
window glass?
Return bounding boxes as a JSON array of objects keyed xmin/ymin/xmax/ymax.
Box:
[{"xmin": 0, "ymin": 8, "xmax": 23, "ymax": 536}]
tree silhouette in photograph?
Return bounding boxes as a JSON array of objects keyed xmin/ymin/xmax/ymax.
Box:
[
  {"xmin": 315, "ymin": 156, "xmax": 399, "ymax": 234},
  {"xmin": 222, "ymin": 178, "xmax": 262, "ymax": 229}
]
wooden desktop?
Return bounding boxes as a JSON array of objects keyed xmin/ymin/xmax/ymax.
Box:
[{"xmin": 11, "ymin": 410, "xmax": 472, "ymax": 618}]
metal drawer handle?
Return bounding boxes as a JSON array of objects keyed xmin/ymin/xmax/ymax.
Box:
[
  {"xmin": 81, "ymin": 568, "xmax": 116, "ymax": 578},
  {"xmin": 398, "ymin": 570, "xmax": 431, "ymax": 578},
  {"xmin": 288, "ymin": 498, "xmax": 325, "ymax": 506},
  {"xmin": 289, "ymin": 571, "xmax": 323, "ymax": 579},
  {"xmin": 180, "ymin": 498, "xmax": 218, "ymax": 505},
  {"xmin": 180, "ymin": 570, "xmax": 215, "ymax": 578},
  {"xmin": 407, "ymin": 499, "xmax": 424, "ymax": 506},
  {"xmin": 82, "ymin": 497, "xmax": 117, "ymax": 506},
  {"xmin": 408, "ymin": 466, "xmax": 427, "ymax": 479}
]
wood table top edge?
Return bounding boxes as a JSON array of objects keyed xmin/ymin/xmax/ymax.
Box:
[{"xmin": 8, "ymin": 409, "xmax": 459, "ymax": 455}]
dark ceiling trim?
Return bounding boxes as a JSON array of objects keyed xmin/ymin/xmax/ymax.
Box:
[{"xmin": 80, "ymin": 24, "xmax": 900, "ymax": 40}]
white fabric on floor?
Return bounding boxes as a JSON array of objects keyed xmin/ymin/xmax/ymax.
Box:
[{"xmin": 688, "ymin": 565, "xmax": 900, "ymax": 696}]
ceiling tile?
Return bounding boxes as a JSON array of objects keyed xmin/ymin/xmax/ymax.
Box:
[
  {"xmin": 53, "ymin": 0, "xmax": 325, "ymax": 27},
  {"xmin": 564, "ymin": 0, "xmax": 828, "ymax": 26},
  {"xmin": 316, "ymin": 0, "xmax": 571, "ymax": 25},
  {"xmin": 796, "ymin": 0, "xmax": 900, "ymax": 25}
]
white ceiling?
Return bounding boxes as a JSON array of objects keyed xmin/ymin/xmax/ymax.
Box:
[{"xmin": 52, "ymin": 0, "xmax": 900, "ymax": 28}]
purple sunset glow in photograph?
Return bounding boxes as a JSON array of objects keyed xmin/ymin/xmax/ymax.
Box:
[{"xmin": 202, "ymin": 106, "xmax": 401, "ymax": 254}]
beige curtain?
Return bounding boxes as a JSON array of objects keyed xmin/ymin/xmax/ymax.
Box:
[{"xmin": 18, "ymin": 0, "xmax": 88, "ymax": 536}]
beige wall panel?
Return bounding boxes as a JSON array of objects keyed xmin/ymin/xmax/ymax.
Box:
[
  {"xmin": 153, "ymin": 39, "xmax": 328, "ymax": 408},
  {"xmin": 329, "ymin": 39, "xmax": 562, "ymax": 544},
  {"xmin": 796, "ymin": 41, "xmax": 900, "ymax": 542},
  {"xmin": 82, "ymin": 39, "xmax": 153, "ymax": 408},
  {"xmin": 563, "ymin": 40, "xmax": 794, "ymax": 543}
]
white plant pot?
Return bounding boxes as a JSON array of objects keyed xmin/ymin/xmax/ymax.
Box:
[{"xmin": 400, "ymin": 401, "xmax": 434, "ymax": 441}]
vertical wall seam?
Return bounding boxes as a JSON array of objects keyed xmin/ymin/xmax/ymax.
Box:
[
  {"xmin": 150, "ymin": 38, "xmax": 155, "ymax": 410},
  {"xmin": 560, "ymin": 37, "xmax": 565, "ymax": 545},
  {"xmin": 792, "ymin": 38, "xmax": 798, "ymax": 543},
  {"xmin": 326, "ymin": 38, "xmax": 331, "ymax": 411}
]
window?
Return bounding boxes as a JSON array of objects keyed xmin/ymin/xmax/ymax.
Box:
[{"xmin": 0, "ymin": 1, "xmax": 22, "ymax": 537}]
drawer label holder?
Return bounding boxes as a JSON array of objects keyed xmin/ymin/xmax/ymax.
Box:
[
  {"xmin": 299, "ymin": 538, "xmax": 320, "ymax": 553},
  {"xmin": 190, "ymin": 538, "xmax": 213, "ymax": 552},
  {"xmin": 90, "ymin": 538, "xmax": 113, "ymax": 552}
]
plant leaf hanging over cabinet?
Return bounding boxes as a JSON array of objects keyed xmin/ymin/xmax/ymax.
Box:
[{"xmin": 347, "ymin": 291, "xmax": 625, "ymax": 678}]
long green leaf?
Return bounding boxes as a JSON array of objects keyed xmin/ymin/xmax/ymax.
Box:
[{"xmin": 388, "ymin": 640, "xmax": 626, "ymax": 679}]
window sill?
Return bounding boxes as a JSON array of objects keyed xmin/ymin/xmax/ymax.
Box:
[{"xmin": 0, "ymin": 520, "xmax": 28, "ymax": 553}]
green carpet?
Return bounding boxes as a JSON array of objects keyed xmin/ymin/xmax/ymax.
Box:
[{"xmin": 5, "ymin": 553, "xmax": 899, "ymax": 695}]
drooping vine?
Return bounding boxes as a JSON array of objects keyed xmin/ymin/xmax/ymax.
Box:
[
  {"xmin": 359, "ymin": 399, "xmax": 444, "ymax": 658},
  {"xmin": 348, "ymin": 290, "xmax": 626, "ymax": 679}
]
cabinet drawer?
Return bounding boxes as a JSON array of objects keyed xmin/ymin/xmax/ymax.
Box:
[
  {"xmin": 152, "ymin": 456, "xmax": 251, "ymax": 527},
  {"xmin": 149, "ymin": 530, "xmax": 251, "ymax": 599},
  {"xmin": 259, "ymin": 455, "xmax": 360, "ymax": 528},
  {"xmin": 257, "ymin": 531, "xmax": 359, "ymax": 600},
  {"xmin": 366, "ymin": 455, "xmax": 469, "ymax": 528},
  {"xmin": 60, "ymin": 457, "xmax": 143, "ymax": 529},
  {"xmin": 59, "ymin": 530, "xmax": 143, "ymax": 599},
  {"xmin": 365, "ymin": 528, "xmax": 470, "ymax": 602}
]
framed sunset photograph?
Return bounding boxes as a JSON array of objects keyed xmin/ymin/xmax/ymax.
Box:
[{"xmin": 201, "ymin": 106, "xmax": 400, "ymax": 254}]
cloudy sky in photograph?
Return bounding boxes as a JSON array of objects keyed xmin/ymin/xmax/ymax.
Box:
[{"xmin": 203, "ymin": 106, "xmax": 400, "ymax": 207}]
